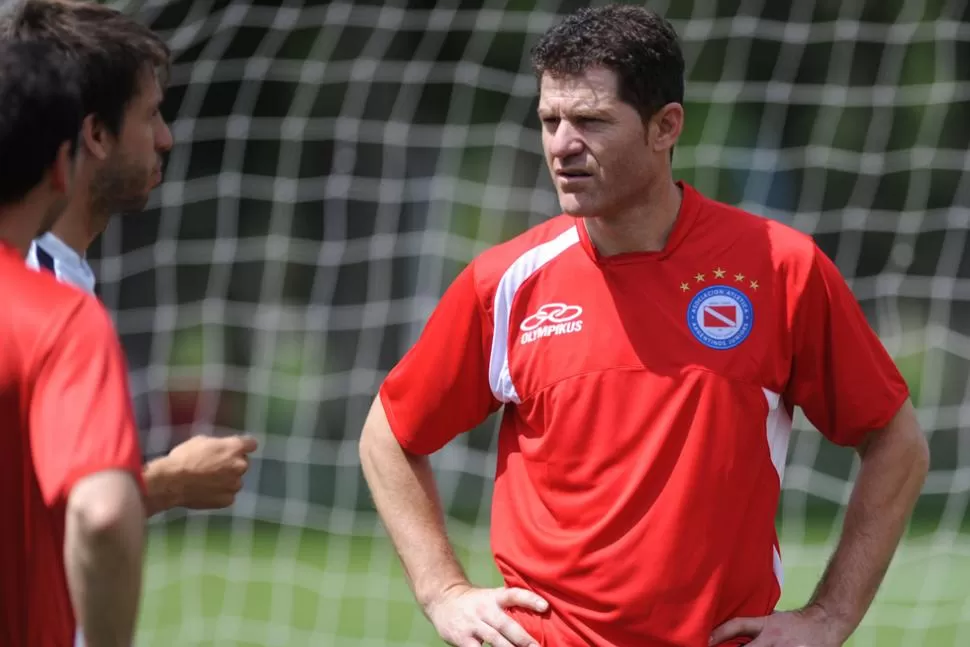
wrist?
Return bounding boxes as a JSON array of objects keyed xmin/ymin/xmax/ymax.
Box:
[
  {"xmin": 143, "ymin": 456, "xmax": 183, "ymax": 513},
  {"xmin": 801, "ymin": 600, "xmax": 856, "ymax": 641},
  {"xmin": 418, "ymin": 578, "xmax": 471, "ymax": 617}
]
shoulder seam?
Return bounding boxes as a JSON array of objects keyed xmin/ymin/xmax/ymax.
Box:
[{"xmin": 487, "ymin": 226, "xmax": 582, "ymax": 403}]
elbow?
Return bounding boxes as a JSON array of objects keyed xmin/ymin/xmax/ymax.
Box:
[{"xmin": 67, "ymin": 471, "xmax": 145, "ymax": 545}]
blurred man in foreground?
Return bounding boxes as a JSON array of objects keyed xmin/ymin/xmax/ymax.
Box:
[
  {"xmin": 1, "ymin": 0, "xmax": 258, "ymax": 518},
  {"xmin": 0, "ymin": 38, "xmax": 145, "ymax": 647}
]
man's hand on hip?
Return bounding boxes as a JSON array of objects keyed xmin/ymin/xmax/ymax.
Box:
[
  {"xmin": 709, "ymin": 604, "xmax": 851, "ymax": 647},
  {"xmin": 425, "ymin": 583, "xmax": 548, "ymax": 647}
]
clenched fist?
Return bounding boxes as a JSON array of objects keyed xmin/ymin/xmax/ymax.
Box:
[{"xmin": 143, "ymin": 435, "xmax": 259, "ymax": 515}]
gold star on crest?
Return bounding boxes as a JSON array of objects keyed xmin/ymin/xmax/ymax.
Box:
[{"xmin": 679, "ymin": 268, "xmax": 760, "ymax": 295}]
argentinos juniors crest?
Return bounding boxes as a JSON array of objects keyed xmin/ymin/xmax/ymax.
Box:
[{"xmin": 680, "ymin": 267, "xmax": 759, "ymax": 350}]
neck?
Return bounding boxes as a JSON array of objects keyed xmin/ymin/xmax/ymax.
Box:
[
  {"xmin": 0, "ymin": 200, "xmax": 49, "ymax": 258},
  {"xmin": 584, "ymin": 178, "xmax": 683, "ymax": 256},
  {"xmin": 48, "ymin": 188, "xmax": 107, "ymax": 256}
]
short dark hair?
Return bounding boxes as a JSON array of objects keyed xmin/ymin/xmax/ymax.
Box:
[
  {"xmin": 0, "ymin": 39, "xmax": 82, "ymax": 205},
  {"xmin": 0, "ymin": 0, "xmax": 170, "ymax": 136},
  {"xmin": 530, "ymin": 4, "xmax": 685, "ymax": 120}
]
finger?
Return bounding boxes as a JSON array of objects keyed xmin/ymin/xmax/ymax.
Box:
[
  {"xmin": 200, "ymin": 489, "xmax": 237, "ymax": 508},
  {"xmin": 482, "ymin": 610, "xmax": 539, "ymax": 647},
  {"xmin": 211, "ymin": 492, "xmax": 236, "ymax": 508},
  {"xmin": 232, "ymin": 457, "xmax": 249, "ymax": 473},
  {"xmin": 235, "ymin": 435, "xmax": 259, "ymax": 454},
  {"xmin": 475, "ymin": 622, "xmax": 515, "ymax": 647},
  {"xmin": 495, "ymin": 588, "xmax": 548, "ymax": 613},
  {"xmin": 708, "ymin": 616, "xmax": 766, "ymax": 645},
  {"xmin": 457, "ymin": 638, "xmax": 481, "ymax": 647}
]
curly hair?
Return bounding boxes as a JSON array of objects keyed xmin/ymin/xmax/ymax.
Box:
[{"xmin": 530, "ymin": 4, "xmax": 684, "ymax": 120}]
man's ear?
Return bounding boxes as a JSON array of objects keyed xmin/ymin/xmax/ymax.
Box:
[
  {"xmin": 80, "ymin": 113, "xmax": 112, "ymax": 161},
  {"xmin": 649, "ymin": 102, "xmax": 684, "ymax": 155},
  {"xmin": 50, "ymin": 140, "xmax": 74, "ymax": 196}
]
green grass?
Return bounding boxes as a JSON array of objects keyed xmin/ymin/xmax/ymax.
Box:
[{"xmin": 136, "ymin": 519, "xmax": 970, "ymax": 646}]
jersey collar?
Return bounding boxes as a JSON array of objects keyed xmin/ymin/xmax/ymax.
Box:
[
  {"xmin": 576, "ymin": 180, "xmax": 701, "ymax": 265},
  {"xmin": 34, "ymin": 231, "xmax": 97, "ymax": 294}
]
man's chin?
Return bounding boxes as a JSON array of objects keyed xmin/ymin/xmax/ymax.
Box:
[
  {"xmin": 558, "ymin": 195, "xmax": 593, "ymax": 218},
  {"xmin": 113, "ymin": 193, "xmax": 152, "ymax": 215}
]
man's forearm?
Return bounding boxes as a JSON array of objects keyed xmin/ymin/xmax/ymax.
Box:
[
  {"xmin": 807, "ymin": 403, "xmax": 928, "ymax": 637},
  {"xmin": 359, "ymin": 398, "xmax": 469, "ymax": 611},
  {"xmin": 142, "ymin": 456, "xmax": 181, "ymax": 516}
]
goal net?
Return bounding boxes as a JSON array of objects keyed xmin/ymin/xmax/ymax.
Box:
[{"xmin": 90, "ymin": 0, "xmax": 969, "ymax": 645}]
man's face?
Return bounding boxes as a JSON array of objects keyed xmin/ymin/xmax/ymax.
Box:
[
  {"xmin": 538, "ymin": 67, "xmax": 657, "ymax": 219},
  {"xmin": 92, "ymin": 67, "xmax": 173, "ymax": 214}
]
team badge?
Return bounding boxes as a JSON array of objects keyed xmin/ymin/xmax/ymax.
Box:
[{"xmin": 687, "ymin": 284, "xmax": 753, "ymax": 350}]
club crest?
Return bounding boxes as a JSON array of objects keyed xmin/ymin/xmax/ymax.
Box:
[{"xmin": 686, "ymin": 284, "xmax": 753, "ymax": 350}]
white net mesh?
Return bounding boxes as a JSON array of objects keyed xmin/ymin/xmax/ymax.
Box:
[{"xmin": 89, "ymin": 0, "xmax": 970, "ymax": 645}]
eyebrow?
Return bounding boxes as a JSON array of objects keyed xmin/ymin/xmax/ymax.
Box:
[{"xmin": 537, "ymin": 107, "xmax": 610, "ymax": 120}]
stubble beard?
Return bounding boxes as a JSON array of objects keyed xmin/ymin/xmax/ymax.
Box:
[{"xmin": 90, "ymin": 152, "xmax": 153, "ymax": 217}]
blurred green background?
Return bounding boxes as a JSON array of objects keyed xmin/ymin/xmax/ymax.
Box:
[
  {"xmin": 82, "ymin": 0, "xmax": 970, "ymax": 644},
  {"xmin": 136, "ymin": 520, "xmax": 970, "ymax": 646}
]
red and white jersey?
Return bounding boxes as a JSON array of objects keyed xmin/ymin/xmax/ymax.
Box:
[
  {"xmin": 380, "ymin": 182, "xmax": 909, "ymax": 647},
  {"xmin": 0, "ymin": 241, "xmax": 144, "ymax": 647}
]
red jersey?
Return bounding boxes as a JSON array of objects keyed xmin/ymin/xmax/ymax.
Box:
[
  {"xmin": 0, "ymin": 241, "xmax": 144, "ymax": 647},
  {"xmin": 380, "ymin": 182, "xmax": 909, "ymax": 647}
]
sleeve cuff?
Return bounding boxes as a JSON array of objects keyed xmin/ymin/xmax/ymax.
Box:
[
  {"xmin": 840, "ymin": 385, "xmax": 911, "ymax": 448},
  {"xmin": 59, "ymin": 461, "xmax": 147, "ymax": 506},
  {"xmin": 378, "ymin": 384, "xmax": 432, "ymax": 456}
]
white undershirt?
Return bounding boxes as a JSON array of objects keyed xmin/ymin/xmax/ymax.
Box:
[{"xmin": 25, "ymin": 231, "xmax": 97, "ymax": 294}]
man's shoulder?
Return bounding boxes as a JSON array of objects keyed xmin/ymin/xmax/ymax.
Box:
[
  {"xmin": 694, "ymin": 189, "xmax": 820, "ymax": 272},
  {"xmin": 466, "ymin": 215, "xmax": 579, "ymax": 298},
  {"xmin": 3, "ymin": 250, "xmax": 85, "ymax": 305},
  {"xmin": 1, "ymin": 252, "xmax": 95, "ymax": 360}
]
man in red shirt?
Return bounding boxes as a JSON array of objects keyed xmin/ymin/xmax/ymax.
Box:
[
  {"xmin": 360, "ymin": 6, "xmax": 929, "ymax": 647},
  {"xmin": 0, "ymin": 40, "xmax": 146, "ymax": 647}
]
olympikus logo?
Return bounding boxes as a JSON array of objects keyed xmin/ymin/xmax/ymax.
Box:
[{"xmin": 519, "ymin": 302, "xmax": 584, "ymax": 345}]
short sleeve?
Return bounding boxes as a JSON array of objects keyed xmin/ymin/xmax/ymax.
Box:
[
  {"xmin": 784, "ymin": 245, "xmax": 910, "ymax": 447},
  {"xmin": 29, "ymin": 297, "xmax": 145, "ymax": 506},
  {"xmin": 379, "ymin": 263, "xmax": 501, "ymax": 455}
]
